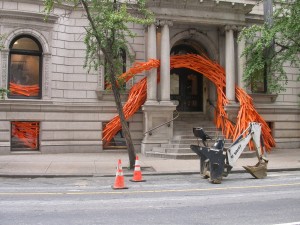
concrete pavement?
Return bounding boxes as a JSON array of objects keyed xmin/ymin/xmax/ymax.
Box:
[{"xmin": 0, "ymin": 148, "xmax": 299, "ymax": 177}]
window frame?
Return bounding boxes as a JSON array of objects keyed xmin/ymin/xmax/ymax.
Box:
[
  {"xmin": 7, "ymin": 35, "xmax": 43, "ymax": 99},
  {"xmin": 11, "ymin": 121, "xmax": 40, "ymax": 151}
]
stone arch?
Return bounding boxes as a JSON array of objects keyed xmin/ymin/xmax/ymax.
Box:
[
  {"xmin": 4, "ymin": 28, "xmax": 50, "ymax": 53},
  {"xmin": 170, "ymin": 29, "xmax": 219, "ymax": 114},
  {"xmin": 170, "ymin": 29, "xmax": 218, "ymax": 61}
]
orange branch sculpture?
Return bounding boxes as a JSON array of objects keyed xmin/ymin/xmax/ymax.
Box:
[
  {"xmin": 102, "ymin": 59, "xmax": 160, "ymax": 145},
  {"xmin": 103, "ymin": 54, "xmax": 275, "ymax": 151},
  {"xmin": 10, "ymin": 82, "xmax": 39, "ymax": 97},
  {"xmin": 12, "ymin": 122, "xmax": 39, "ymax": 149}
]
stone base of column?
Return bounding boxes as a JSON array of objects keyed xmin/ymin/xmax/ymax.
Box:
[
  {"xmin": 143, "ymin": 100, "xmax": 160, "ymax": 106},
  {"xmin": 141, "ymin": 102, "xmax": 176, "ymax": 154},
  {"xmin": 159, "ymin": 100, "xmax": 175, "ymax": 106},
  {"xmin": 224, "ymin": 102, "xmax": 240, "ymax": 123}
]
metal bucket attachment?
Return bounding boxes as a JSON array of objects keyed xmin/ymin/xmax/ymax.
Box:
[{"xmin": 243, "ymin": 161, "xmax": 268, "ymax": 179}]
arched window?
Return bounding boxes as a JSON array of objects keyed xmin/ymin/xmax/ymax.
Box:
[{"xmin": 8, "ymin": 35, "xmax": 43, "ymax": 99}]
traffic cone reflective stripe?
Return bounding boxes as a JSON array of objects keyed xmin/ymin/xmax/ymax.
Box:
[
  {"xmin": 130, "ymin": 155, "xmax": 146, "ymax": 182},
  {"xmin": 112, "ymin": 159, "xmax": 128, "ymax": 189}
]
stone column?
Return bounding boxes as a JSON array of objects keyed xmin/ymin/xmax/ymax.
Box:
[
  {"xmin": 146, "ymin": 23, "xmax": 158, "ymax": 104},
  {"xmin": 160, "ymin": 20, "xmax": 173, "ymax": 103},
  {"xmin": 225, "ymin": 25, "xmax": 237, "ymax": 102},
  {"xmin": 237, "ymin": 27, "xmax": 246, "ymax": 89},
  {"xmin": 141, "ymin": 20, "xmax": 176, "ymax": 155}
]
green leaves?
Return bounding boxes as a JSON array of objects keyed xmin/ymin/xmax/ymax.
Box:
[
  {"xmin": 239, "ymin": 0, "xmax": 300, "ymax": 94},
  {"xmin": 0, "ymin": 88, "xmax": 9, "ymax": 100},
  {"xmin": 44, "ymin": 0, "xmax": 153, "ymax": 83}
]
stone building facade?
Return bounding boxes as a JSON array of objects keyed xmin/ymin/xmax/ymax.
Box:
[{"xmin": 0, "ymin": 0, "xmax": 299, "ymax": 155}]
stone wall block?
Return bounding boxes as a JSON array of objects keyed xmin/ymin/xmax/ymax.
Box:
[
  {"xmin": 65, "ymin": 57, "xmax": 85, "ymax": 66},
  {"xmin": 0, "ymin": 131, "xmax": 10, "ymax": 141},
  {"xmin": 63, "ymin": 90, "xmax": 87, "ymax": 99},
  {"xmin": 0, "ymin": 121, "xmax": 10, "ymax": 131},
  {"xmin": 6, "ymin": 112, "xmax": 45, "ymax": 121},
  {"xmin": 74, "ymin": 82, "xmax": 97, "ymax": 90},
  {"xmin": 274, "ymin": 129, "xmax": 300, "ymax": 138},
  {"xmin": 55, "ymin": 81, "xmax": 74, "ymax": 90},
  {"xmin": 3, "ymin": 1, "xmax": 17, "ymax": 10},
  {"xmin": 42, "ymin": 121, "xmax": 101, "ymax": 130},
  {"xmin": 18, "ymin": 3, "xmax": 39, "ymax": 12},
  {"xmin": 51, "ymin": 90, "xmax": 64, "ymax": 98},
  {"xmin": 64, "ymin": 74, "xmax": 87, "ymax": 82},
  {"xmin": 52, "ymin": 40, "xmax": 65, "ymax": 49}
]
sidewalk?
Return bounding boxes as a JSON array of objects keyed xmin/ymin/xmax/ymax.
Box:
[{"xmin": 0, "ymin": 148, "xmax": 299, "ymax": 177}]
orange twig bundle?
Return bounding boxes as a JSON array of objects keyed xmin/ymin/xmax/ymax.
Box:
[
  {"xmin": 102, "ymin": 54, "xmax": 275, "ymax": 151},
  {"xmin": 103, "ymin": 59, "xmax": 160, "ymax": 145},
  {"xmin": 10, "ymin": 82, "xmax": 39, "ymax": 97},
  {"xmin": 234, "ymin": 87, "xmax": 275, "ymax": 151},
  {"xmin": 12, "ymin": 122, "xmax": 39, "ymax": 149},
  {"xmin": 105, "ymin": 59, "xmax": 160, "ymax": 89},
  {"xmin": 170, "ymin": 54, "xmax": 233, "ymax": 138},
  {"xmin": 102, "ymin": 78, "xmax": 148, "ymax": 145}
]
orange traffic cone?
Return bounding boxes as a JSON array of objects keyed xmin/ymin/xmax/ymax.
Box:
[
  {"xmin": 112, "ymin": 159, "xmax": 128, "ymax": 189},
  {"xmin": 130, "ymin": 155, "xmax": 146, "ymax": 182}
]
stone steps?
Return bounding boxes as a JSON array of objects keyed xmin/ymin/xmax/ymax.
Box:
[{"xmin": 146, "ymin": 112, "xmax": 255, "ymax": 159}]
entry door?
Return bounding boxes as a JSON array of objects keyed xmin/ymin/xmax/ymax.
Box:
[{"xmin": 170, "ymin": 68, "xmax": 203, "ymax": 112}]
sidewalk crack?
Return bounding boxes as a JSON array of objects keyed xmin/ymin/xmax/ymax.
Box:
[{"xmin": 45, "ymin": 161, "xmax": 52, "ymax": 174}]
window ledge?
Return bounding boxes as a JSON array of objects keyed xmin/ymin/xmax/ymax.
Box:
[
  {"xmin": 249, "ymin": 93, "xmax": 278, "ymax": 103},
  {"xmin": 95, "ymin": 89, "xmax": 129, "ymax": 101}
]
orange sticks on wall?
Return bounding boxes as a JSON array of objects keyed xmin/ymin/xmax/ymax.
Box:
[
  {"xmin": 102, "ymin": 60, "xmax": 160, "ymax": 146},
  {"xmin": 102, "ymin": 77, "xmax": 148, "ymax": 146},
  {"xmin": 102, "ymin": 54, "xmax": 275, "ymax": 151},
  {"xmin": 234, "ymin": 87, "xmax": 275, "ymax": 151},
  {"xmin": 9, "ymin": 82, "xmax": 40, "ymax": 97},
  {"xmin": 11, "ymin": 122, "xmax": 39, "ymax": 149}
]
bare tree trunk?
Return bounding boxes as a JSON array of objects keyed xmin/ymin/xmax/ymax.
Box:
[
  {"xmin": 108, "ymin": 64, "xmax": 136, "ymax": 169},
  {"xmin": 80, "ymin": 0, "xmax": 136, "ymax": 169}
]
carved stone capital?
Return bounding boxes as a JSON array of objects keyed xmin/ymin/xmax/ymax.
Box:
[
  {"xmin": 159, "ymin": 20, "xmax": 173, "ymax": 27},
  {"xmin": 224, "ymin": 25, "xmax": 237, "ymax": 32},
  {"xmin": 144, "ymin": 20, "xmax": 160, "ymax": 29}
]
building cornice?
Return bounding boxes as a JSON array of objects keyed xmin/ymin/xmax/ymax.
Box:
[
  {"xmin": 147, "ymin": 0, "xmax": 257, "ymax": 26},
  {"xmin": 0, "ymin": 9, "xmax": 58, "ymax": 24}
]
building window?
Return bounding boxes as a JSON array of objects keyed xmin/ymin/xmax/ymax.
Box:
[
  {"xmin": 11, "ymin": 122, "xmax": 40, "ymax": 151},
  {"xmin": 250, "ymin": 68, "xmax": 267, "ymax": 93},
  {"xmin": 8, "ymin": 35, "xmax": 43, "ymax": 98}
]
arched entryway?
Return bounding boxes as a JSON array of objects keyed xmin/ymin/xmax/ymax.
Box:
[{"xmin": 170, "ymin": 43, "xmax": 204, "ymax": 112}]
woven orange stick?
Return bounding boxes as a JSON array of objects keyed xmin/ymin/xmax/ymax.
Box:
[
  {"xmin": 12, "ymin": 122, "xmax": 39, "ymax": 149},
  {"xmin": 10, "ymin": 82, "xmax": 39, "ymax": 97},
  {"xmin": 102, "ymin": 54, "xmax": 275, "ymax": 151}
]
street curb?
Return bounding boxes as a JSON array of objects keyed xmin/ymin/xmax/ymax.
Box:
[{"xmin": 0, "ymin": 167, "xmax": 299, "ymax": 179}]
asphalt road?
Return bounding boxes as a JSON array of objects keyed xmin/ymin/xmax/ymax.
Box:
[{"xmin": 0, "ymin": 171, "xmax": 300, "ymax": 225}]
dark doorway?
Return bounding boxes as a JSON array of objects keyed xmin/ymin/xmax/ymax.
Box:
[
  {"xmin": 170, "ymin": 68, "xmax": 203, "ymax": 112},
  {"xmin": 170, "ymin": 43, "xmax": 204, "ymax": 112}
]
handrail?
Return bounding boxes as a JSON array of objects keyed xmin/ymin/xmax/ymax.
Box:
[
  {"xmin": 144, "ymin": 110, "xmax": 180, "ymax": 136},
  {"xmin": 207, "ymin": 99, "xmax": 236, "ymax": 125}
]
